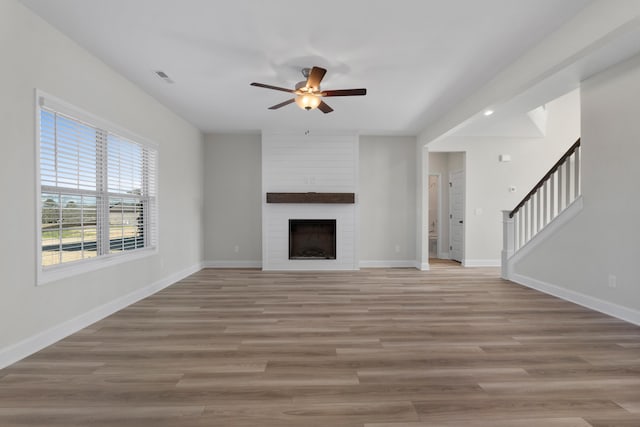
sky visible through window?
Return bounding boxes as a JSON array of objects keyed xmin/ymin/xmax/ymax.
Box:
[{"xmin": 40, "ymin": 110, "xmax": 97, "ymax": 191}]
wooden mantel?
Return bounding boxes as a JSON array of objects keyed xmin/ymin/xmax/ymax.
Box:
[{"xmin": 266, "ymin": 192, "xmax": 355, "ymax": 204}]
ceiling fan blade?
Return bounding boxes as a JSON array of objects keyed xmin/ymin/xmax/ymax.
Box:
[
  {"xmin": 321, "ymin": 88, "xmax": 367, "ymax": 97},
  {"xmin": 306, "ymin": 66, "xmax": 327, "ymax": 89},
  {"xmin": 317, "ymin": 101, "xmax": 334, "ymax": 114},
  {"xmin": 268, "ymin": 99, "xmax": 295, "ymax": 110},
  {"xmin": 251, "ymin": 82, "xmax": 295, "ymax": 93}
]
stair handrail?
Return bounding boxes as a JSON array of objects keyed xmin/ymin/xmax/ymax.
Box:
[{"xmin": 509, "ymin": 138, "xmax": 581, "ymax": 218}]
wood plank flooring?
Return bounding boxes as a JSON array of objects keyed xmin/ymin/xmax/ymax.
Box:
[{"xmin": 1, "ymin": 261, "xmax": 640, "ymax": 426}]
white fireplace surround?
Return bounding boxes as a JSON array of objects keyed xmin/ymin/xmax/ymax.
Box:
[{"xmin": 261, "ymin": 131, "xmax": 359, "ymax": 271}]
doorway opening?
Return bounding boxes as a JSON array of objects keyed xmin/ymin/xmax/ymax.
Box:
[
  {"xmin": 428, "ymin": 174, "xmax": 440, "ymax": 258},
  {"xmin": 427, "ymin": 151, "xmax": 465, "ymax": 262}
]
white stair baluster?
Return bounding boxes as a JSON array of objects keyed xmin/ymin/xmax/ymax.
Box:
[
  {"xmin": 574, "ymin": 148, "xmax": 580, "ymax": 199},
  {"xmin": 550, "ymin": 173, "xmax": 555, "ymax": 220},
  {"xmin": 566, "ymin": 160, "xmax": 571, "ymax": 206}
]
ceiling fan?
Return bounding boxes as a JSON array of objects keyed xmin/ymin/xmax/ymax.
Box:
[{"xmin": 250, "ymin": 66, "xmax": 366, "ymax": 114}]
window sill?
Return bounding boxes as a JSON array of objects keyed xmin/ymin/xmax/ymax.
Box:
[{"xmin": 37, "ymin": 247, "xmax": 158, "ymax": 286}]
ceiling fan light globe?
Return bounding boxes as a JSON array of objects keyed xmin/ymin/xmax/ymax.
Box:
[{"xmin": 295, "ymin": 94, "xmax": 321, "ymax": 111}]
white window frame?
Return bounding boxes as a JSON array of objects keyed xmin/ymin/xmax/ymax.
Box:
[{"xmin": 35, "ymin": 90, "xmax": 159, "ymax": 286}]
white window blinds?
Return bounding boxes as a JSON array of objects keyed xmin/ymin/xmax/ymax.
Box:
[{"xmin": 38, "ymin": 93, "xmax": 158, "ymax": 273}]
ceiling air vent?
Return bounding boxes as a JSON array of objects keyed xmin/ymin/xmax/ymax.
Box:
[{"xmin": 154, "ymin": 70, "xmax": 174, "ymax": 84}]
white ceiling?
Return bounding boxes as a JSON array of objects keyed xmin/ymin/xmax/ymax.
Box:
[{"xmin": 20, "ymin": 0, "xmax": 592, "ymax": 135}]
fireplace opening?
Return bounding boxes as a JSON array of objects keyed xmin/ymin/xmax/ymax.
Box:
[{"xmin": 289, "ymin": 219, "xmax": 336, "ymax": 260}]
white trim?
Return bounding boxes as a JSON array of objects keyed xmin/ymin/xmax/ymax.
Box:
[
  {"xmin": 34, "ymin": 91, "xmax": 43, "ymax": 283},
  {"xmin": 417, "ymin": 144, "xmax": 429, "ymax": 270},
  {"xmin": 428, "ymin": 172, "xmax": 442, "ymax": 259},
  {"xmin": 202, "ymin": 260, "xmax": 262, "ymax": 269},
  {"xmin": 463, "ymin": 259, "xmax": 501, "ymax": 267},
  {"xmin": 436, "ymin": 173, "xmax": 443, "ymax": 257},
  {"xmin": 38, "ymin": 248, "xmax": 158, "ymax": 286},
  {"xmin": 35, "ymin": 89, "xmax": 160, "ymax": 285},
  {"xmin": 36, "ymin": 89, "xmax": 158, "ymax": 149},
  {"xmin": 510, "ymin": 273, "xmax": 640, "ymax": 327},
  {"xmin": 359, "ymin": 260, "xmax": 419, "ymax": 268},
  {"xmin": 353, "ymin": 135, "xmax": 361, "ymax": 270},
  {"xmin": 419, "ymin": 261, "xmax": 430, "ymax": 271},
  {"xmin": 0, "ymin": 263, "xmax": 203, "ymax": 369}
]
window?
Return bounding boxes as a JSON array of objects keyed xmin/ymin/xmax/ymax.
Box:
[{"xmin": 37, "ymin": 92, "xmax": 157, "ymax": 283}]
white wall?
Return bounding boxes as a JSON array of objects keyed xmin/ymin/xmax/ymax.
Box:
[
  {"xmin": 203, "ymin": 133, "xmax": 419, "ymax": 269},
  {"xmin": 262, "ymin": 131, "xmax": 358, "ymax": 270},
  {"xmin": 203, "ymin": 134, "xmax": 262, "ymax": 267},
  {"xmin": 418, "ymin": 1, "xmax": 640, "ymax": 145},
  {"xmin": 513, "ymin": 53, "xmax": 640, "ymax": 319},
  {"xmin": 0, "ymin": 0, "xmax": 203, "ymax": 362},
  {"xmin": 428, "ymin": 90, "xmax": 580, "ymax": 265},
  {"xmin": 359, "ymin": 136, "xmax": 417, "ymax": 267}
]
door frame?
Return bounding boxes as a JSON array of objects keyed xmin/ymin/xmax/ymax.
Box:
[{"xmin": 428, "ymin": 173, "xmax": 442, "ymax": 258}]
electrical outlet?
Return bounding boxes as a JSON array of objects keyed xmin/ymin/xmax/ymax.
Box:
[
  {"xmin": 608, "ymin": 274, "xmax": 617, "ymax": 288},
  {"xmin": 234, "ymin": 245, "xmax": 240, "ymax": 253}
]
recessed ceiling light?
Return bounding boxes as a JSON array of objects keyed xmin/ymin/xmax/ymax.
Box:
[{"xmin": 483, "ymin": 109, "xmax": 494, "ymax": 116}]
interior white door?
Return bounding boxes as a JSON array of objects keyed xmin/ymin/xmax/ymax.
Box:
[{"xmin": 449, "ymin": 169, "xmax": 464, "ymax": 262}]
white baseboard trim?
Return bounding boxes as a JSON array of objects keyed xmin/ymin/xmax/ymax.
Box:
[
  {"xmin": 359, "ymin": 260, "xmax": 418, "ymax": 268},
  {"xmin": 511, "ymin": 273, "xmax": 640, "ymax": 327},
  {"xmin": 202, "ymin": 260, "xmax": 262, "ymax": 269},
  {"xmin": 463, "ymin": 259, "xmax": 501, "ymax": 267},
  {"xmin": 0, "ymin": 262, "xmax": 203, "ymax": 370}
]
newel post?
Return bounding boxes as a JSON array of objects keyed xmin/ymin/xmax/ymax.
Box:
[{"xmin": 501, "ymin": 210, "xmax": 514, "ymax": 280}]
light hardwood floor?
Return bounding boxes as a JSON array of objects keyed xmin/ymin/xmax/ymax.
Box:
[{"xmin": 1, "ymin": 261, "xmax": 640, "ymax": 426}]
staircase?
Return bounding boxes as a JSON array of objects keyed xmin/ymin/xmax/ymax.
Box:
[{"xmin": 502, "ymin": 138, "xmax": 582, "ymax": 279}]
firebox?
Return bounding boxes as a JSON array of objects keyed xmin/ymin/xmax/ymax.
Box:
[{"xmin": 289, "ymin": 219, "xmax": 336, "ymax": 260}]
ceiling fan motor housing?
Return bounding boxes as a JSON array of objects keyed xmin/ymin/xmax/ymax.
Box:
[
  {"xmin": 295, "ymin": 80, "xmax": 311, "ymax": 91},
  {"xmin": 250, "ymin": 65, "xmax": 365, "ymax": 113}
]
